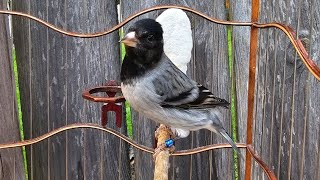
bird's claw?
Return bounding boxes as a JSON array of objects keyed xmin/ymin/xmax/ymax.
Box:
[
  {"xmin": 153, "ymin": 142, "xmax": 175, "ymax": 161},
  {"xmin": 153, "ymin": 125, "xmax": 175, "ymax": 161}
]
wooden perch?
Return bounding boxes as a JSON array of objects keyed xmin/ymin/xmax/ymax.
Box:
[{"xmin": 154, "ymin": 124, "xmax": 173, "ymax": 180}]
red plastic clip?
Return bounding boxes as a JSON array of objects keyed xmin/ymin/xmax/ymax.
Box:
[
  {"xmin": 82, "ymin": 80, "xmax": 125, "ymax": 128},
  {"xmin": 101, "ymin": 81, "xmax": 122, "ymax": 127}
]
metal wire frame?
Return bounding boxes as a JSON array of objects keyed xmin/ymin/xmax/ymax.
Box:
[
  {"xmin": 245, "ymin": 0, "xmax": 260, "ymax": 179},
  {"xmin": 0, "ymin": 5, "xmax": 318, "ymax": 80},
  {"xmin": 0, "ymin": 123, "xmax": 274, "ymax": 179},
  {"xmin": 1, "ymin": 4, "xmax": 319, "ymax": 180}
]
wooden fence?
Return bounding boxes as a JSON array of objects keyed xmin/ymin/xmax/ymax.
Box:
[
  {"xmin": 254, "ymin": 1, "xmax": 320, "ymax": 179},
  {"xmin": 0, "ymin": 0, "xmax": 319, "ymax": 179},
  {"xmin": 12, "ymin": 0, "xmax": 130, "ymax": 179}
]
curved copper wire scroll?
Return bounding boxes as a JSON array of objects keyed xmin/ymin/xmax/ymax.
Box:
[
  {"xmin": 0, "ymin": 5, "xmax": 319, "ymax": 80},
  {"xmin": 0, "ymin": 123, "xmax": 275, "ymax": 179}
]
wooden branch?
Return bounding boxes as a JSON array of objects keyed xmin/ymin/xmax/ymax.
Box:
[{"xmin": 154, "ymin": 124, "xmax": 172, "ymax": 180}]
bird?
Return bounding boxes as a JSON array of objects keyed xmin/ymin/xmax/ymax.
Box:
[{"xmin": 120, "ymin": 18, "xmax": 242, "ymax": 156}]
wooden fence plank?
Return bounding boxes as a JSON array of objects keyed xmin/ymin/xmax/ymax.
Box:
[
  {"xmin": 254, "ymin": 0, "xmax": 320, "ymax": 179},
  {"xmin": 29, "ymin": 2, "xmax": 49, "ymax": 179},
  {"xmin": 47, "ymin": 0, "xmax": 67, "ymax": 179},
  {"xmin": 0, "ymin": 1, "xmax": 25, "ymax": 179},
  {"xmin": 11, "ymin": 1, "xmax": 32, "ymax": 178},
  {"xmin": 301, "ymin": 0, "xmax": 320, "ymax": 179},
  {"xmin": 287, "ymin": 1, "xmax": 311, "ymax": 179},
  {"xmin": 256, "ymin": 0, "xmax": 296, "ymax": 179},
  {"xmin": 230, "ymin": 0, "xmax": 251, "ymax": 179},
  {"xmin": 13, "ymin": 1, "xmax": 130, "ymax": 179}
]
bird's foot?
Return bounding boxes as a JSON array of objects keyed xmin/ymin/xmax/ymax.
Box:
[
  {"xmin": 153, "ymin": 139, "xmax": 175, "ymax": 161},
  {"xmin": 153, "ymin": 124, "xmax": 175, "ymax": 161}
]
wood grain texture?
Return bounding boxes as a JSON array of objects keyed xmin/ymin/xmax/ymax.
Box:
[
  {"xmin": 305, "ymin": 1, "xmax": 320, "ymax": 180},
  {"xmin": 253, "ymin": 0, "xmax": 320, "ymax": 179},
  {"xmin": 13, "ymin": 0, "xmax": 130, "ymax": 179},
  {"xmin": 230, "ymin": 0, "xmax": 251, "ymax": 179},
  {"xmin": 0, "ymin": 1, "xmax": 25, "ymax": 180}
]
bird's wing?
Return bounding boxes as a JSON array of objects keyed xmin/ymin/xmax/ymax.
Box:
[
  {"xmin": 162, "ymin": 83, "xmax": 230, "ymax": 109},
  {"xmin": 155, "ymin": 59, "xmax": 229, "ymax": 109}
]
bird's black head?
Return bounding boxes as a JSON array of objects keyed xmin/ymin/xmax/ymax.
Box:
[
  {"xmin": 121, "ymin": 19, "xmax": 164, "ymax": 65},
  {"xmin": 120, "ymin": 19, "xmax": 164, "ymax": 84}
]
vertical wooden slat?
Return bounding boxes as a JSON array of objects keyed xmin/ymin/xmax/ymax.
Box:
[
  {"xmin": 255, "ymin": 0, "xmax": 279, "ymax": 179},
  {"xmin": 256, "ymin": 0, "xmax": 288, "ymax": 179},
  {"xmin": 230, "ymin": 0, "xmax": 251, "ymax": 179},
  {"xmin": 0, "ymin": 1, "xmax": 25, "ymax": 179},
  {"xmin": 12, "ymin": 0, "xmax": 32, "ymax": 178},
  {"xmin": 64, "ymin": 1, "xmax": 86, "ymax": 179},
  {"xmin": 30, "ymin": 1, "xmax": 49, "ymax": 179},
  {"xmin": 287, "ymin": 1, "xmax": 309, "ymax": 179},
  {"xmin": 303, "ymin": 0, "xmax": 320, "ymax": 179},
  {"xmin": 181, "ymin": 1, "xmax": 228, "ymax": 179},
  {"xmin": 275, "ymin": 1, "xmax": 294, "ymax": 178},
  {"xmin": 13, "ymin": 0, "xmax": 130, "ymax": 179},
  {"xmin": 47, "ymin": 0, "xmax": 67, "ymax": 179},
  {"xmin": 197, "ymin": 1, "xmax": 232, "ymax": 179}
]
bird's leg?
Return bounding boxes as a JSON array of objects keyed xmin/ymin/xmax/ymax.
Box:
[{"xmin": 153, "ymin": 124, "xmax": 175, "ymax": 160}]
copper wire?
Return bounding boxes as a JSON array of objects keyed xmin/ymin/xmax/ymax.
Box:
[
  {"xmin": 0, "ymin": 123, "xmax": 274, "ymax": 178},
  {"xmin": 0, "ymin": 5, "xmax": 319, "ymax": 81},
  {"xmin": 0, "ymin": 123, "xmax": 246, "ymax": 155}
]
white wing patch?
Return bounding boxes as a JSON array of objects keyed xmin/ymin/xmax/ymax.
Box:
[
  {"xmin": 156, "ymin": 9, "xmax": 193, "ymax": 74},
  {"xmin": 171, "ymin": 127, "xmax": 190, "ymax": 138}
]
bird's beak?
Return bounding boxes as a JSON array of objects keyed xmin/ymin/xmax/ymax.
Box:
[{"xmin": 120, "ymin": 32, "xmax": 138, "ymax": 47}]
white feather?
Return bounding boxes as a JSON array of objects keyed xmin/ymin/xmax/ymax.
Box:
[
  {"xmin": 171, "ymin": 128, "xmax": 190, "ymax": 138},
  {"xmin": 156, "ymin": 9, "xmax": 193, "ymax": 74}
]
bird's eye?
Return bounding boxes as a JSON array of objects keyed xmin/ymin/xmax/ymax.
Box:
[{"xmin": 147, "ymin": 35, "xmax": 154, "ymax": 41}]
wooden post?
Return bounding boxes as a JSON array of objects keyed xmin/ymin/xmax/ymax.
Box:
[{"xmin": 154, "ymin": 124, "xmax": 172, "ymax": 180}]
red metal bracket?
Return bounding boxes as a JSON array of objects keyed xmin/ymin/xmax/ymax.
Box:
[{"xmin": 82, "ymin": 80, "xmax": 125, "ymax": 128}]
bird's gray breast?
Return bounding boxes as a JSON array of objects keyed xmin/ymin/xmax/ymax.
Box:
[{"xmin": 121, "ymin": 65, "xmax": 164, "ymax": 114}]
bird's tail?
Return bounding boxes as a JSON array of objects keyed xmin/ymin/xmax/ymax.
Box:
[
  {"xmin": 218, "ymin": 129, "xmax": 244, "ymax": 160},
  {"xmin": 208, "ymin": 110, "xmax": 244, "ymax": 159}
]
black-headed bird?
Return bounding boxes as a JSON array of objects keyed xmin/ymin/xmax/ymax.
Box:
[{"xmin": 120, "ymin": 13, "xmax": 241, "ymax": 156}]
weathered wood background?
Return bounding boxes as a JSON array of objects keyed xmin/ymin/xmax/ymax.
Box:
[
  {"xmin": 253, "ymin": 0, "xmax": 320, "ymax": 179},
  {"xmin": 0, "ymin": 1, "xmax": 25, "ymax": 180},
  {"xmin": 12, "ymin": 0, "xmax": 130, "ymax": 179},
  {"xmin": 0, "ymin": 0, "xmax": 318, "ymax": 179}
]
